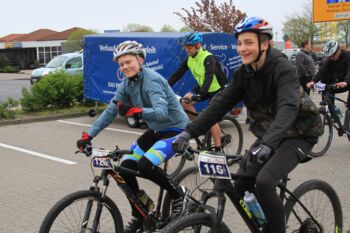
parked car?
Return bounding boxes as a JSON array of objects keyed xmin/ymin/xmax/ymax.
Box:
[
  {"xmin": 30, "ymin": 51, "xmax": 83, "ymax": 84},
  {"xmin": 281, "ymin": 48, "xmax": 299, "ymax": 65}
]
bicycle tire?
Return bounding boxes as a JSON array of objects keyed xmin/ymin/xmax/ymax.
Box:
[
  {"xmin": 206, "ymin": 114, "xmax": 243, "ymax": 165},
  {"xmin": 309, "ymin": 111, "xmax": 333, "ymax": 157},
  {"xmin": 284, "ymin": 179, "xmax": 343, "ymax": 233},
  {"xmin": 161, "ymin": 212, "xmax": 232, "ymax": 233},
  {"xmin": 344, "ymin": 109, "xmax": 350, "ymax": 141},
  {"xmin": 39, "ymin": 190, "xmax": 123, "ymax": 233},
  {"xmin": 166, "ymin": 155, "xmax": 187, "ymax": 179},
  {"xmin": 162, "ymin": 167, "xmax": 216, "ymax": 221}
]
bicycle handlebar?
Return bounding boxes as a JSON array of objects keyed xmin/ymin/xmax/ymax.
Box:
[
  {"xmin": 76, "ymin": 145, "xmax": 133, "ymax": 161},
  {"xmin": 181, "ymin": 146, "xmax": 243, "ymax": 163}
]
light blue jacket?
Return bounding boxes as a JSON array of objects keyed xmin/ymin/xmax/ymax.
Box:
[{"xmin": 88, "ymin": 68, "xmax": 189, "ymax": 137}]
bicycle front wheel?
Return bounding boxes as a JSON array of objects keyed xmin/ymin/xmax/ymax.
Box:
[
  {"xmin": 39, "ymin": 190, "xmax": 123, "ymax": 233},
  {"xmin": 284, "ymin": 179, "xmax": 343, "ymax": 233},
  {"xmin": 161, "ymin": 212, "xmax": 232, "ymax": 233},
  {"xmin": 206, "ymin": 114, "xmax": 243, "ymax": 165},
  {"xmin": 309, "ymin": 111, "xmax": 333, "ymax": 157}
]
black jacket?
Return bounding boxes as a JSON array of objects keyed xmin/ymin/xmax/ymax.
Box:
[
  {"xmin": 313, "ymin": 50, "xmax": 350, "ymax": 84},
  {"xmin": 185, "ymin": 48, "xmax": 314, "ymax": 150}
]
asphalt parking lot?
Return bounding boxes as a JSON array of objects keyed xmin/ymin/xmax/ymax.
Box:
[{"xmin": 0, "ymin": 110, "xmax": 350, "ymax": 232}]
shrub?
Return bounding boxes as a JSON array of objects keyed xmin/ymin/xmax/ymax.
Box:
[
  {"xmin": 20, "ymin": 71, "xmax": 83, "ymax": 112},
  {"xmin": 0, "ymin": 98, "xmax": 19, "ymax": 119},
  {"xmin": 0, "ymin": 65, "xmax": 20, "ymax": 73}
]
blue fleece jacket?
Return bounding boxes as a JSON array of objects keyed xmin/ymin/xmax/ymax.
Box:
[{"xmin": 88, "ymin": 68, "xmax": 189, "ymax": 137}]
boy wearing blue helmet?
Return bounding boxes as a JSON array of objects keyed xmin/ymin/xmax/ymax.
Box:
[
  {"xmin": 168, "ymin": 32, "xmax": 228, "ymax": 150},
  {"xmin": 173, "ymin": 17, "xmax": 323, "ymax": 233}
]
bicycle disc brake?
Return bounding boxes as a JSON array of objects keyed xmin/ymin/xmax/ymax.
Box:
[{"xmin": 298, "ymin": 218, "xmax": 321, "ymax": 233}]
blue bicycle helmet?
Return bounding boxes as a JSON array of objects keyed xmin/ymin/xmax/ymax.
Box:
[
  {"xmin": 180, "ymin": 32, "xmax": 203, "ymax": 46},
  {"xmin": 234, "ymin": 17, "xmax": 273, "ymax": 39}
]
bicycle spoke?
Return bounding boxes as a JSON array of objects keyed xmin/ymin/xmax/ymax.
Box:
[
  {"xmin": 48, "ymin": 197, "xmax": 116, "ymax": 232},
  {"xmin": 286, "ymin": 190, "xmax": 337, "ymax": 233}
]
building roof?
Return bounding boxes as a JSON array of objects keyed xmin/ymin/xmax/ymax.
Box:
[
  {"xmin": 0, "ymin": 34, "xmax": 25, "ymax": 42},
  {"xmin": 14, "ymin": 29, "xmax": 58, "ymax": 42},
  {"xmin": 38, "ymin": 27, "xmax": 82, "ymax": 41}
]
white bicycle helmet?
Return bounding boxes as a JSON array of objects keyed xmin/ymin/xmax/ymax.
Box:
[
  {"xmin": 323, "ymin": 40, "xmax": 339, "ymax": 57},
  {"xmin": 113, "ymin": 40, "xmax": 146, "ymax": 61}
]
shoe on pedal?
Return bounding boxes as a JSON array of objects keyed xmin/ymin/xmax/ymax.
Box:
[
  {"xmin": 170, "ymin": 186, "xmax": 189, "ymax": 218},
  {"xmin": 124, "ymin": 217, "xmax": 143, "ymax": 233}
]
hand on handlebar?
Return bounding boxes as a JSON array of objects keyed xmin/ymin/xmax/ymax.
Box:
[
  {"xmin": 76, "ymin": 132, "xmax": 93, "ymax": 156},
  {"xmin": 172, "ymin": 131, "xmax": 191, "ymax": 153},
  {"xmin": 306, "ymin": 81, "xmax": 314, "ymax": 89},
  {"xmin": 336, "ymin": 82, "xmax": 348, "ymax": 89}
]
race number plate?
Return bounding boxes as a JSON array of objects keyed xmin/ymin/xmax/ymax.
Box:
[
  {"xmin": 91, "ymin": 148, "xmax": 112, "ymax": 169},
  {"xmin": 314, "ymin": 82, "xmax": 326, "ymax": 91},
  {"xmin": 198, "ymin": 151, "xmax": 231, "ymax": 179}
]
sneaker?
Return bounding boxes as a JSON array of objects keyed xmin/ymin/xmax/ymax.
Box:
[
  {"xmin": 124, "ymin": 217, "xmax": 143, "ymax": 233},
  {"xmin": 170, "ymin": 186, "xmax": 189, "ymax": 218}
]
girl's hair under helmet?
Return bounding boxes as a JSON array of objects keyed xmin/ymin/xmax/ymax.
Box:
[
  {"xmin": 323, "ymin": 40, "xmax": 339, "ymax": 57},
  {"xmin": 113, "ymin": 40, "xmax": 146, "ymax": 61},
  {"xmin": 181, "ymin": 32, "xmax": 203, "ymax": 46},
  {"xmin": 234, "ymin": 17, "xmax": 273, "ymax": 39}
]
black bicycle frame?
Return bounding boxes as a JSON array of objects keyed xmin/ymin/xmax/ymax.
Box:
[
  {"xmin": 210, "ymin": 175, "xmax": 322, "ymax": 233},
  {"xmin": 321, "ymin": 90, "xmax": 349, "ymax": 134}
]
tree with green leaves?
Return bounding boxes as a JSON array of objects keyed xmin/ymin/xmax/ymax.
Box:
[
  {"xmin": 123, "ymin": 24, "xmax": 154, "ymax": 32},
  {"xmin": 283, "ymin": 0, "xmax": 319, "ymax": 47},
  {"xmin": 63, "ymin": 28, "xmax": 97, "ymax": 52},
  {"xmin": 160, "ymin": 25, "xmax": 177, "ymax": 32},
  {"xmin": 337, "ymin": 21, "xmax": 350, "ymax": 46},
  {"xmin": 174, "ymin": 0, "xmax": 245, "ymax": 33}
]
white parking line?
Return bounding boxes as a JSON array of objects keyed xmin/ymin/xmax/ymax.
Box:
[
  {"xmin": 0, "ymin": 142, "xmax": 77, "ymax": 165},
  {"xmin": 57, "ymin": 120, "xmax": 143, "ymax": 135}
]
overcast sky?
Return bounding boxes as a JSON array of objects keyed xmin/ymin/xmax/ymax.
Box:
[{"xmin": 1, "ymin": 0, "xmax": 308, "ymax": 40}]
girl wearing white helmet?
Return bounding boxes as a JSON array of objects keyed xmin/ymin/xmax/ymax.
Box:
[
  {"xmin": 173, "ymin": 16, "xmax": 323, "ymax": 233},
  {"xmin": 77, "ymin": 40, "xmax": 190, "ymax": 233}
]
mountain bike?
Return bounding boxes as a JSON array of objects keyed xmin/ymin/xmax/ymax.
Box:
[
  {"xmin": 310, "ymin": 82, "xmax": 350, "ymax": 157},
  {"xmin": 161, "ymin": 148, "xmax": 343, "ymax": 233},
  {"xmin": 39, "ymin": 146, "xmax": 187, "ymax": 233}
]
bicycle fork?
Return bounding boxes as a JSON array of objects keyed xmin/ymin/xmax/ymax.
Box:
[{"xmin": 81, "ymin": 174, "xmax": 110, "ymax": 233}]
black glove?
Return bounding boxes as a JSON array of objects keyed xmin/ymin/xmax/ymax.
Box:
[
  {"xmin": 250, "ymin": 144, "xmax": 272, "ymax": 164},
  {"xmin": 172, "ymin": 131, "xmax": 191, "ymax": 153},
  {"xmin": 191, "ymin": 94, "xmax": 202, "ymax": 102},
  {"xmin": 114, "ymin": 101, "xmax": 132, "ymax": 117},
  {"xmin": 76, "ymin": 132, "xmax": 92, "ymax": 151},
  {"xmin": 241, "ymin": 144, "xmax": 273, "ymax": 170}
]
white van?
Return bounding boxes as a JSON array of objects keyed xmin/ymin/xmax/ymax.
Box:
[{"xmin": 30, "ymin": 52, "xmax": 83, "ymax": 84}]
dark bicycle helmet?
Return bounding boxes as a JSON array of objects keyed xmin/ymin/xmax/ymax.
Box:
[
  {"xmin": 323, "ymin": 40, "xmax": 339, "ymax": 57},
  {"xmin": 234, "ymin": 17, "xmax": 273, "ymax": 39},
  {"xmin": 113, "ymin": 40, "xmax": 146, "ymax": 61},
  {"xmin": 180, "ymin": 32, "xmax": 203, "ymax": 46}
]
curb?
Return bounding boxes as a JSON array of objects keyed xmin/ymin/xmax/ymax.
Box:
[{"xmin": 0, "ymin": 112, "xmax": 88, "ymax": 126}]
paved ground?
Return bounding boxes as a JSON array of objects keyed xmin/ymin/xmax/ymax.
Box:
[{"xmin": 0, "ymin": 110, "xmax": 349, "ymax": 232}]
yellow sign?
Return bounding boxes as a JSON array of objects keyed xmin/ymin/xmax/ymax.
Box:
[{"xmin": 313, "ymin": 0, "xmax": 350, "ymax": 22}]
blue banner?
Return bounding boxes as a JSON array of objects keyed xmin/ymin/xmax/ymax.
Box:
[{"xmin": 83, "ymin": 32, "xmax": 241, "ymax": 110}]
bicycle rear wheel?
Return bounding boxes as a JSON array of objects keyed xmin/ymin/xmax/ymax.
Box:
[
  {"xmin": 344, "ymin": 109, "xmax": 350, "ymax": 141},
  {"xmin": 162, "ymin": 167, "xmax": 214, "ymax": 220},
  {"xmin": 206, "ymin": 114, "xmax": 243, "ymax": 165},
  {"xmin": 161, "ymin": 212, "xmax": 232, "ymax": 233},
  {"xmin": 309, "ymin": 111, "xmax": 333, "ymax": 157},
  {"xmin": 39, "ymin": 190, "xmax": 123, "ymax": 233},
  {"xmin": 284, "ymin": 179, "xmax": 343, "ymax": 233},
  {"xmin": 166, "ymin": 154, "xmax": 186, "ymax": 179}
]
